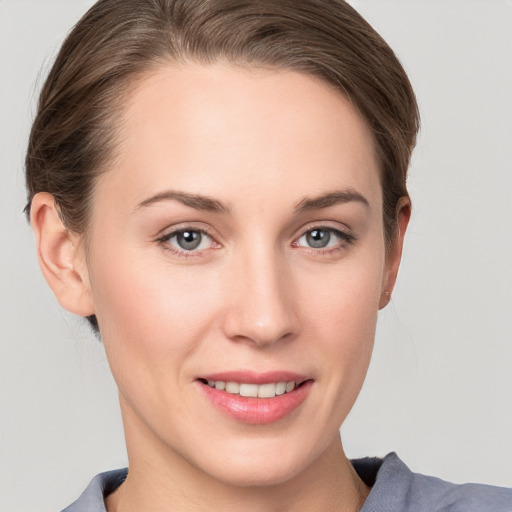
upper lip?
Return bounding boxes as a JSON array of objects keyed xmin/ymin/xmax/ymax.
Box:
[{"xmin": 198, "ymin": 370, "xmax": 311, "ymax": 385}]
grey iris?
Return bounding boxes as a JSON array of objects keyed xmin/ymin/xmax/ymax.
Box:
[
  {"xmin": 177, "ymin": 230, "xmax": 202, "ymax": 250},
  {"xmin": 306, "ymin": 229, "xmax": 330, "ymax": 248}
]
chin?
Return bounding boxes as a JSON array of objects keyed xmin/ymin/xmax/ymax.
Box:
[
  {"xmin": 191, "ymin": 434, "xmax": 323, "ymax": 489},
  {"xmin": 208, "ymin": 458, "xmax": 305, "ymax": 488}
]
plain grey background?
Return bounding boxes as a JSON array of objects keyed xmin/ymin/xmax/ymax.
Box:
[{"xmin": 1, "ymin": 1, "xmax": 511, "ymax": 510}]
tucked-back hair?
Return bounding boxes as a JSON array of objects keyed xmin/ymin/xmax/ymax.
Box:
[{"xmin": 25, "ymin": 0, "xmax": 419, "ymax": 331}]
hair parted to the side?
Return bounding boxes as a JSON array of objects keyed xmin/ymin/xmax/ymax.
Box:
[{"xmin": 25, "ymin": 0, "xmax": 420, "ymax": 333}]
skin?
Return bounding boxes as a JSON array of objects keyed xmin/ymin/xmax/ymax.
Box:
[{"xmin": 31, "ymin": 63, "xmax": 409, "ymax": 511}]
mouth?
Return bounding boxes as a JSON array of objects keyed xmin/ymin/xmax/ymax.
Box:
[
  {"xmin": 199, "ymin": 378, "xmax": 303, "ymax": 398},
  {"xmin": 197, "ymin": 372, "xmax": 313, "ymax": 424}
]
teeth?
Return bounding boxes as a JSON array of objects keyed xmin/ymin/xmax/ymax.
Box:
[
  {"xmin": 258, "ymin": 383, "xmax": 276, "ymax": 398},
  {"xmin": 275, "ymin": 382, "xmax": 286, "ymax": 395},
  {"xmin": 206, "ymin": 380, "xmax": 297, "ymax": 398},
  {"xmin": 239, "ymin": 383, "xmax": 258, "ymax": 397},
  {"xmin": 225, "ymin": 382, "xmax": 240, "ymax": 394}
]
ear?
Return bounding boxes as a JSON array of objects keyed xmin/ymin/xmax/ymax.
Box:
[
  {"xmin": 30, "ymin": 192, "xmax": 95, "ymax": 317},
  {"xmin": 379, "ymin": 197, "xmax": 411, "ymax": 309}
]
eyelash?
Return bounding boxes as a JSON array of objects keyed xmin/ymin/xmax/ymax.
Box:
[
  {"xmin": 156, "ymin": 227, "xmax": 218, "ymax": 258},
  {"xmin": 292, "ymin": 226, "xmax": 356, "ymax": 255},
  {"xmin": 156, "ymin": 225, "xmax": 356, "ymax": 258}
]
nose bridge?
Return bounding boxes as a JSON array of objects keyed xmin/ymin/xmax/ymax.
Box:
[{"xmin": 223, "ymin": 240, "xmax": 297, "ymax": 346}]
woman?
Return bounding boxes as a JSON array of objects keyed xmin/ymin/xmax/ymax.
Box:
[{"xmin": 22, "ymin": 0, "xmax": 510, "ymax": 510}]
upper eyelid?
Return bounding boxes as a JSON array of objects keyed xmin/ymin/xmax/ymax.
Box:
[
  {"xmin": 156, "ymin": 223, "xmax": 217, "ymax": 240},
  {"xmin": 297, "ymin": 228, "xmax": 353, "ymax": 242},
  {"xmin": 155, "ymin": 222, "xmax": 355, "ymax": 245},
  {"xmin": 296, "ymin": 222, "xmax": 355, "ymax": 239}
]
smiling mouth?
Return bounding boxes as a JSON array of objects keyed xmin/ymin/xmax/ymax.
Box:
[
  {"xmin": 199, "ymin": 379, "xmax": 301, "ymax": 398},
  {"xmin": 197, "ymin": 376, "xmax": 313, "ymax": 424}
]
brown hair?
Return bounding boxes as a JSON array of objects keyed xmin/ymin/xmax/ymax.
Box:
[{"xmin": 25, "ymin": 0, "xmax": 419, "ymax": 331}]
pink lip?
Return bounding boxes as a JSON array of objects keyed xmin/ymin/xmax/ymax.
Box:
[
  {"xmin": 197, "ymin": 371, "xmax": 313, "ymax": 425},
  {"xmin": 201, "ymin": 370, "xmax": 310, "ymax": 385}
]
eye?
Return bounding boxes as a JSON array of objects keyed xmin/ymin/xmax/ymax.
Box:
[
  {"xmin": 295, "ymin": 227, "xmax": 354, "ymax": 251},
  {"xmin": 159, "ymin": 229, "xmax": 215, "ymax": 253}
]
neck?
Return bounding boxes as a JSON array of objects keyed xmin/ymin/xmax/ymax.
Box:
[{"xmin": 107, "ymin": 406, "xmax": 369, "ymax": 512}]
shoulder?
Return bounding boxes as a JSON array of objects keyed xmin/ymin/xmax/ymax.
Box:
[
  {"xmin": 61, "ymin": 457, "xmax": 511, "ymax": 512},
  {"xmin": 353, "ymin": 452, "xmax": 511, "ymax": 512},
  {"xmin": 61, "ymin": 468, "xmax": 127, "ymax": 512}
]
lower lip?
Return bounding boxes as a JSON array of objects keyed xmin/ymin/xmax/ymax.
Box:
[{"xmin": 198, "ymin": 380, "xmax": 313, "ymax": 424}]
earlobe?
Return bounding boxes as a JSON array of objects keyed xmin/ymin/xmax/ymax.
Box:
[
  {"xmin": 379, "ymin": 197, "xmax": 411, "ymax": 309},
  {"xmin": 30, "ymin": 192, "xmax": 95, "ymax": 317}
]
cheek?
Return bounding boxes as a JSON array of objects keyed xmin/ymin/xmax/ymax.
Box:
[
  {"xmin": 87, "ymin": 245, "xmax": 222, "ymax": 385},
  {"xmin": 298, "ymin": 250, "xmax": 384, "ymax": 337},
  {"xmin": 295, "ymin": 249, "xmax": 384, "ymax": 393}
]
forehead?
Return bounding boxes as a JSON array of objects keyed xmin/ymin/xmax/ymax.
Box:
[{"xmin": 98, "ymin": 62, "xmax": 381, "ymax": 214}]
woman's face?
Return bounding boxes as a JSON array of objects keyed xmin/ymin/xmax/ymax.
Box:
[{"xmin": 82, "ymin": 63, "xmax": 401, "ymax": 485}]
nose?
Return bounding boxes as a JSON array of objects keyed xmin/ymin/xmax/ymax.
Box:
[{"xmin": 222, "ymin": 247, "xmax": 298, "ymax": 347}]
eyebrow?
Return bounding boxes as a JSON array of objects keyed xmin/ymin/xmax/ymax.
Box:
[
  {"xmin": 135, "ymin": 190, "xmax": 230, "ymax": 214},
  {"xmin": 294, "ymin": 189, "xmax": 370, "ymax": 212},
  {"xmin": 135, "ymin": 188, "xmax": 369, "ymax": 215}
]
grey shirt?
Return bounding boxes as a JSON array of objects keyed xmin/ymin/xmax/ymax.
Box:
[{"xmin": 62, "ymin": 452, "xmax": 511, "ymax": 511}]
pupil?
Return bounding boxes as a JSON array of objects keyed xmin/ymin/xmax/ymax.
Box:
[
  {"xmin": 306, "ymin": 229, "xmax": 330, "ymax": 248},
  {"xmin": 177, "ymin": 231, "xmax": 201, "ymax": 250}
]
